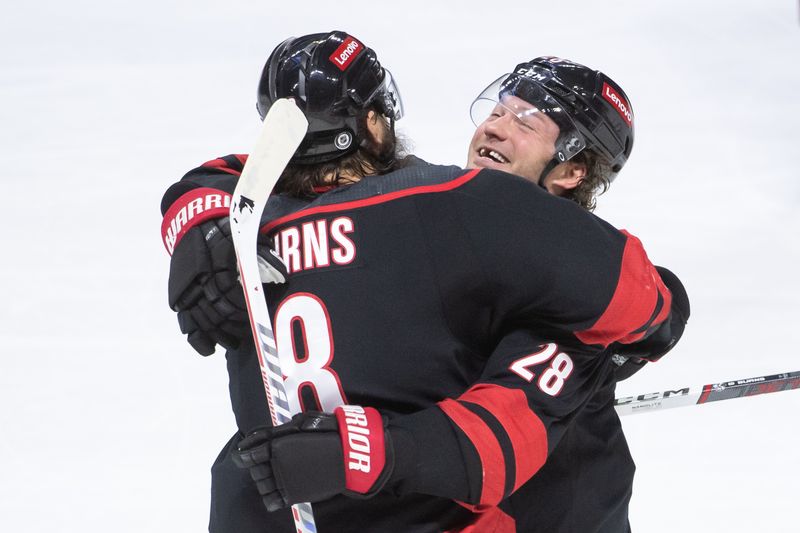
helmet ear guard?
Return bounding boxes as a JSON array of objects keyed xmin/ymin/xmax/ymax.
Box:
[{"xmin": 256, "ymin": 31, "xmax": 403, "ymax": 164}]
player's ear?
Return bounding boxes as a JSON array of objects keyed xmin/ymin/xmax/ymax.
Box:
[
  {"xmin": 365, "ymin": 110, "xmax": 388, "ymax": 145},
  {"xmin": 546, "ymin": 161, "xmax": 586, "ymax": 194}
]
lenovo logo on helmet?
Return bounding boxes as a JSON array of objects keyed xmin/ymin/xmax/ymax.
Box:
[
  {"xmin": 602, "ymin": 82, "xmax": 633, "ymax": 127},
  {"xmin": 330, "ymin": 36, "xmax": 363, "ymax": 71}
]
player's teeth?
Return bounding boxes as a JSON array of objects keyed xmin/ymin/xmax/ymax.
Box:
[
  {"xmin": 479, "ymin": 147, "xmax": 508, "ymax": 163},
  {"xmin": 489, "ymin": 150, "xmax": 508, "ymax": 163}
]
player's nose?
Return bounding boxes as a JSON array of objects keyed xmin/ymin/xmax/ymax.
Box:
[{"xmin": 482, "ymin": 114, "xmax": 513, "ymax": 141}]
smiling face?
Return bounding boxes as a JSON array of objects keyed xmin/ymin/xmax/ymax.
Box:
[{"xmin": 467, "ymin": 95, "xmax": 561, "ymax": 183}]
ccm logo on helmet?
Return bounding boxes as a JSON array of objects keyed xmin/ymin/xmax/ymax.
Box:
[
  {"xmin": 602, "ymin": 82, "xmax": 633, "ymax": 127},
  {"xmin": 515, "ymin": 66, "xmax": 547, "ymax": 82},
  {"xmin": 330, "ymin": 36, "xmax": 363, "ymax": 71}
]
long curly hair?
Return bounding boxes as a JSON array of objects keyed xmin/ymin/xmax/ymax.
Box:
[
  {"xmin": 565, "ymin": 149, "xmax": 613, "ymax": 212},
  {"xmin": 274, "ymin": 108, "xmax": 402, "ymax": 198}
]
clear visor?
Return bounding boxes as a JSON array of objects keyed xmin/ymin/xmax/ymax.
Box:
[
  {"xmin": 470, "ymin": 73, "xmax": 585, "ymax": 162},
  {"xmin": 378, "ymin": 68, "xmax": 404, "ymax": 121}
]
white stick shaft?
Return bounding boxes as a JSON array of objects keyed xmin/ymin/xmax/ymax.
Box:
[{"xmin": 230, "ymin": 99, "xmax": 317, "ymax": 532}]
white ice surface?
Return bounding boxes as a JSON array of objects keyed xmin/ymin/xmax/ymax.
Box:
[{"xmin": 1, "ymin": 1, "xmax": 798, "ymax": 531}]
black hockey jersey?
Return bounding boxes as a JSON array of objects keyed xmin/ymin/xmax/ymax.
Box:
[{"xmin": 161, "ymin": 155, "xmax": 672, "ymax": 532}]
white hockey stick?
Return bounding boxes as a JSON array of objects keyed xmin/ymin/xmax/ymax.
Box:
[
  {"xmin": 615, "ymin": 370, "xmax": 800, "ymax": 416},
  {"xmin": 229, "ymin": 99, "xmax": 317, "ymax": 532}
]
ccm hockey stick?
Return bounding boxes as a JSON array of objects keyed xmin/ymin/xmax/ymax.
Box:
[
  {"xmin": 229, "ymin": 99, "xmax": 316, "ymax": 532},
  {"xmin": 614, "ymin": 370, "xmax": 800, "ymax": 416}
]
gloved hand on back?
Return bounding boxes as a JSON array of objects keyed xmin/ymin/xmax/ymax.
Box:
[{"xmin": 167, "ymin": 216, "xmax": 287, "ymax": 356}]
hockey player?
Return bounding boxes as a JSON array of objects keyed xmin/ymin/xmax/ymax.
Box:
[
  {"xmin": 161, "ymin": 32, "xmax": 688, "ymax": 532},
  {"xmin": 465, "ymin": 59, "xmax": 688, "ymax": 380},
  {"xmin": 460, "ymin": 59, "xmax": 689, "ymax": 532}
]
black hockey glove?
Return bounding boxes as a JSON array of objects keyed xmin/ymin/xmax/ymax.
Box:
[
  {"xmin": 167, "ymin": 217, "xmax": 287, "ymax": 356},
  {"xmin": 613, "ymin": 266, "xmax": 690, "ymax": 380},
  {"xmin": 233, "ymin": 406, "xmax": 395, "ymax": 511}
]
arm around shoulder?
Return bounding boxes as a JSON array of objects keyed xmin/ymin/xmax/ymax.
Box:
[{"xmin": 613, "ymin": 266, "xmax": 690, "ymax": 380}]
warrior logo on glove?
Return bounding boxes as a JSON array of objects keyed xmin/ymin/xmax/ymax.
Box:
[
  {"xmin": 233, "ymin": 406, "xmax": 396, "ymax": 512},
  {"xmin": 337, "ymin": 405, "xmax": 387, "ymax": 493}
]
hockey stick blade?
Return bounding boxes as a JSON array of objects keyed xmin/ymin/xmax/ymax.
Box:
[
  {"xmin": 229, "ymin": 99, "xmax": 317, "ymax": 532},
  {"xmin": 615, "ymin": 370, "xmax": 800, "ymax": 416}
]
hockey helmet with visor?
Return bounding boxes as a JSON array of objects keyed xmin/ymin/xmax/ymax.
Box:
[{"xmin": 471, "ymin": 57, "xmax": 635, "ymax": 184}]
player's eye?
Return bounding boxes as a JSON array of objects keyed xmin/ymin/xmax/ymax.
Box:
[{"xmin": 514, "ymin": 117, "xmax": 536, "ymax": 132}]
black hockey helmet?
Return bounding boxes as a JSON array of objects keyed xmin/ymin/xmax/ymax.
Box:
[
  {"xmin": 470, "ymin": 56, "xmax": 634, "ymax": 182},
  {"xmin": 257, "ymin": 31, "xmax": 404, "ymax": 164}
]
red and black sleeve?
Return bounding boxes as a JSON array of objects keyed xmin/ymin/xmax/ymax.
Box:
[
  {"xmin": 573, "ymin": 230, "xmax": 673, "ymax": 348},
  {"xmin": 388, "ymin": 331, "xmax": 610, "ymax": 508},
  {"xmin": 159, "ymin": 154, "xmax": 247, "ymax": 255},
  {"xmin": 449, "ymin": 169, "xmax": 675, "ymax": 352}
]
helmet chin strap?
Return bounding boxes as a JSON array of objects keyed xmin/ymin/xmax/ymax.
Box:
[{"xmin": 537, "ymin": 157, "xmax": 561, "ymax": 189}]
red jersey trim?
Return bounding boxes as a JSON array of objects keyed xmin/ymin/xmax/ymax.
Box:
[
  {"xmin": 260, "ymin": 169, "xmax": 482, "ymax": 234},
  {"xmin": 575, "ymin": 231, "xmax": 673, "ymax": 347},
  {"xmin": 458, "ymin": 384, "xmax": 548, "ymax": 492},
  {"xmin": 161, "ymin": 187, "xmax": 232, "ymax": 255},
  {"xmin": 201, "ymin": 154, "xmax": 248, "ymax": 176},
  {"xmin": 439, "ymin": 397, "xmax": 505, "ymax": 507}
]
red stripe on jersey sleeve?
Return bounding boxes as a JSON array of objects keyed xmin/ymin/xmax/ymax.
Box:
[
  {"xmin": 201, "ymin": 154, "xmax": 248, "ymax": 176},
  {"xmin": 438, "ymin": 398, "xmax": 506, "ymax": 507},
  {"xmin": 576, "ymin": 231, "xmax": 673, "ymax": 347},
  {"xmin": 458, "ymin": 384, "xmax": 548, "ymax": 492}
]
